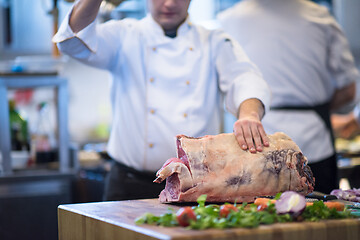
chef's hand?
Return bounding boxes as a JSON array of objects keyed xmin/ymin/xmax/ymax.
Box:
[
  {"xmin": 331, "ymin": 112, "xmax": 360, "ymax": 139},
  {"xmin": 233, "ymin": 98, "xmax": 269, "ymax": 153}
]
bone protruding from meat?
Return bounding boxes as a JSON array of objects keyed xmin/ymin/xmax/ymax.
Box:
[
  {"xmin": 154, "ymin": 158, "xmax": 193, "ymax": 188},
  {"xmin": 156, "ymin": 132, "xmax": 315, "ymax": 203}
]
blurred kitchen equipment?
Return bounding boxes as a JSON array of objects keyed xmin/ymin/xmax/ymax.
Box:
[
  {"xmin": 11, "ymin": 55, "xmax": 67, "ymax": 74},
  {"xmin": 9, "ymin": 100, "xmax": 30, "ymax": 151},
  {"xmin": 61, "ymin": 0, "xmax": 145, "ymax": 21},
  {"xmin": 42, "ymin": 0, "xmax": 61, "ymax": 57},
  {"xmin": 31, "ymin": 101, "xmax": 58, "ymax": 165},
  {"xmin": 2, "ymin": 0, "xmax": 12, "ymax": 45},
  {"xmin": 63, "ymin": 0, "xmax": 124, "ymax": 6},
  {"xmin": 50, "ymin": 0, "xmax": 60, "ymax": 57}
]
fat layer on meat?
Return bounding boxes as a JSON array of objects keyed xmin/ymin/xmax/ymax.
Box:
[{"xmin": 155, "ymin": 132, "xmax": 315, "ymax": 203}]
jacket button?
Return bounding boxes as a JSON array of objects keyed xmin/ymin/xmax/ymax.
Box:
[
  {"xmin": 150, "ymin": 109, "xmax": 155, "ymax": 114},
  {"xmin": 183, "ymin": 113, "xmax": 188, "ymax": 118},
  {"xmin": 186, "ymin": 80, "xmax": 190, "ymax": 85},
  {"xmin": 189, "ymin": 47, "xmax": 193, "ymax": 51},
  {"xmin": 152, "ymin": 47, "xmax": 157, "ymax": 51},
  {"xmin": 150, "ymin": 78, "xmax": 154, "ymax": 83},
  {"xmin": 149, "ymin": 143, "xmax": 154, "ymax": 148}
]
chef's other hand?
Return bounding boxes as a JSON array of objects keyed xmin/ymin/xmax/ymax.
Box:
[
  {"xmin": 234, "ymin": 99, "xmax": 269, "ymax": 153},
  {"xmin": 331, "ymin": 112, "xmax": 360, "ymax": 139}
]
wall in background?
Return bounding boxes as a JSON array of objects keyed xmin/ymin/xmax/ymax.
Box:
[{"xmin": 60, "ymin": 59, "xmax": 112, "ymax": 143}]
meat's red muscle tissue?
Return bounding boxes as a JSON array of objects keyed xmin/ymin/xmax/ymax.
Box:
[{"xmin": 154, "ymin": 132, "xmax": 315, "ymax": 203}]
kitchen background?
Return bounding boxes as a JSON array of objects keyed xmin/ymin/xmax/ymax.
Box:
[
  {"xmin": 1, "ymin": 0, "xmax": 359, "ymax": 144},
  {"xmin": 0, "ymin": 0, "xmax": 359, "ymax": 239}
]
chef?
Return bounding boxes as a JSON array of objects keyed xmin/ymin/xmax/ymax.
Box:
[
  {"xmin": 53, "ymin": 0, "xmax": 271, "ymax": 201},
  {"xmin": 218, "ymin": 0, "xmax": 360, "ymax": 194}
]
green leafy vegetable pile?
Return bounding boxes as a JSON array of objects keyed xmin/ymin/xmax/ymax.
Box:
[
  {"xmin": 135, "ymin": 194, "xmax": 356, "ymax": 230},
  {"xmin": 302, "ymin": 200, "xmax": 354, "ymax": 221}
]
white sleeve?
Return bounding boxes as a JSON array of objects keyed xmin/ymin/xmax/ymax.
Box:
[
  {"xmin": 328, "ymin": 20, "xmax": 359, "ymax": 88},
  {"xmin": 214, "ymin": 31, "xmax": 272, "ymax": 117},
  {"xmin": 52, "ymin": 5, "xmax": 123, "ymax": 70},
  {"xmin": 52, "ymin": 6, "xmax": 97, "ymax": 56},
  {"xmin": 327, "ymin": 17, "xmax": 360, "ymax": 111}
]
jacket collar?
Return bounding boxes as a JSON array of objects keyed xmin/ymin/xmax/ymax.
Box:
[{"xmin": 140, "ymin": 14, "xmax": 193, "ymax": 45}]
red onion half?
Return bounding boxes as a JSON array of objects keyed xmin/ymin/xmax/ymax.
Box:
[{"xmin": 275, "ymin": 191, "xmax": 306, "ymax": 217}]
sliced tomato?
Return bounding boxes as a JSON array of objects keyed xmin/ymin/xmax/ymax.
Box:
[
  {"xmin": 176, "ymin": 207, "xmax": 196, "ymax": 227},
  {"xmin": 219, "ymin": 204, "xmax": 238, "ymax": 217}
]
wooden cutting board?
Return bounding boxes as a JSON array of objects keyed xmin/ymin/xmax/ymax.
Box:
[{"xmin": 58, "ymin": 198, "xmax": 360, "ymax": 240}]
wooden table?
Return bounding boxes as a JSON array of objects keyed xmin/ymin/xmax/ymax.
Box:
[{"xmin": 58, "ymin": 199, "xmax": 360, "ymax": 240}]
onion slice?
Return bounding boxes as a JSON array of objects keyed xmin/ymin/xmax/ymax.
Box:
[{"xmin": 275, "ymin": 191, "xmax": 306, "ymax": 217}]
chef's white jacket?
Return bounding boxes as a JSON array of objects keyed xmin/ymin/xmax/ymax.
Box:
[
  {"xmin": 218, "ymin": 0, "xmax": 360, "ymax": 163},
  {"xmin": 53, "ymin": 10, "xmax": 271, "ymax": 172}
]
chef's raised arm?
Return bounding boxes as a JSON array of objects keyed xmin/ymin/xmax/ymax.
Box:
[
  {"xmin": 52, "ymin": 0, "xmax": 125, "ymax": 70},
  {"xmin": 214, "ymin": 31, "xmax": 272, "ymax": 153},
  {"xmin": 69, "ymin": 0, "xmax": 104, "ymax": 33}
]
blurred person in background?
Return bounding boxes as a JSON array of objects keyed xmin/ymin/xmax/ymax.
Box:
[
  {"xmin": 218, "ymin": 0, "xmax": 360, "ymax": 194},
  {"xmin": 53, "ymin": 0, "xmax": 271, "ymax": 200}
]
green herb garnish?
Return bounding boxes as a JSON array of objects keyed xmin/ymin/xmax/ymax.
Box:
[
  {"xmin": 302, "ymin": 200, "xmax": 354, "ymax": 221},
  {"xmin": 135, "ymin": 195, "xmax": 356, "ymax": 229}
]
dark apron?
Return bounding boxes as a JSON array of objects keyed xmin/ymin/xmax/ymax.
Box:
[{"xmin": 271, "ymin": 101, "xmax": 335, "ymax": 151}]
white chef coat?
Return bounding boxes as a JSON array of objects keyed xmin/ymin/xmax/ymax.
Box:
[
  {"xmin": 53, "ymin": 10, "xmax": 271, "ymax": 172},
  {"xmin": 218, "ymin": 0, "xmax": 360, "ymax": 163}
]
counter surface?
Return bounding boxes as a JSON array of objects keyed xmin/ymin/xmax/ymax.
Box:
[{"xmin": 58, "ymin": 198, "xmax": 360, "ymax": 240}]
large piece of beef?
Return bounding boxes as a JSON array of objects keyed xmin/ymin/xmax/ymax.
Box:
[{"xmin": 154, "ymin": 132, "xmax": 315, "ymax": 203}]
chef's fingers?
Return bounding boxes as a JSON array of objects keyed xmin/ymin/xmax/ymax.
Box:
[
  {"xmin": 242, "ymin": 124, "xmax": 256, "ymax": 153},
  {"xmin": 257, "ymin": 124, "xmax": 269, "ymax": 147},
  {"xmin": 234, "ymin": 125, "xmax": 247, "ymax": 150},
  {"xmin": 251, "ymin": 123, "xmax": 263, "ymax": 152}
]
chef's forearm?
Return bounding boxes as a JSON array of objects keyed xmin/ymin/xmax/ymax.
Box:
[
  {"xmin": 330, "ymin": 82, "xmax": 356, "ymax": 111},
  {"xmin": 69, "ymin": 0, "xmax": 103, "ymax": 33},
  {"xmin": 238, "ymin": 98, "xmax": 265, "ymax": 120}
]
